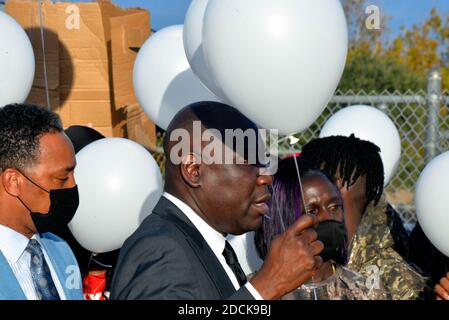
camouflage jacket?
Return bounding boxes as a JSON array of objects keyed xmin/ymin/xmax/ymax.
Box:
[
  {"xmin": 347, "ymin": 196, "xmax": 428, "ymax": 300},
  {"xmin": 281, "ymin": 266, "xmax": 388, "ymax": 300}
]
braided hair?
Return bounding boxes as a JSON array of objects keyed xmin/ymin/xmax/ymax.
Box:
[{"xmin": 300, "ymin": 134, "xmax": 384, "ymax": 207}]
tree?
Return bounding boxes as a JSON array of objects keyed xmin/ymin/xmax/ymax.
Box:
[
  {"xmin": 339, "ymin": 52, "xmax": 426, "ymax": 93},
  {"xmin": 385, "ymin": 9, "xmax": 442, "ymax": 75},
  {"xmin": 338, "ymin": 4, "xmax": 449, "ymax": 92}
]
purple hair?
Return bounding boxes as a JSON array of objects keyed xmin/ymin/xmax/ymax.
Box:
[{"xmin": 254, "ymin": 156, "xmax": 348, "ymax": 265}]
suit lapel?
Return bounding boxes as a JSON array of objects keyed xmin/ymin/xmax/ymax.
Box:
[
  {"xmin": 153, "ymin": 197, "xmax": 236, "ymax": 299},
  {"xmin": 0, "ymin": 251, "xmax": 27, "ymax": 300},
  {"xmin": 39, "ymin": 236, "xmax": 68, "ymax": 298},
  {"xmin": 40, "ymin": 234, "xmax": 83, "ymax": 300}
]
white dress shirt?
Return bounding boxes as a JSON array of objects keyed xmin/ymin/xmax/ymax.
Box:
[
  {"xmin": 0, "ymin": 224, "xmax": 67, "ymax": 300},
  {"xmin": 163, "ymin": 192, "xmax": 263, "ymax": 300}
]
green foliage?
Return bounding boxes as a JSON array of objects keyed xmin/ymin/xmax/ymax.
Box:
[
  {"xmin": 339, "ymin": 5, "xmax": 449, "ymax": 92},
  {"xmin": 338, "ymin": 52, "xmax": 427, "ymax": 92}
]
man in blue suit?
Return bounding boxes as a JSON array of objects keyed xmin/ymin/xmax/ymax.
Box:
[{"xmin": 0, "ymin": 103, "xmax": 83, "ymax": 300}]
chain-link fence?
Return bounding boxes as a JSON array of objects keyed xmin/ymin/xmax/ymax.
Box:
[{"xmin": 151, "ymin": 70, "xmax": 449, "ymax": 226}]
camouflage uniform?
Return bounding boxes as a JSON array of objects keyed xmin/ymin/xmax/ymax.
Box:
[
  {"xmin": 282, "ymin": 265, "xmax": 388, "ymax": 300},
  {"xmin": 347, "ymin": 196, "xmax": 428, "ymax": 300}
]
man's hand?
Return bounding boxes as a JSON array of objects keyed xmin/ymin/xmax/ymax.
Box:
[
  {"xmin": 435, "ymin": 272, "xmax": 449, "ymax": 300},
  {"xmin": 250, "ymin": 214, "xmax": 324, "ymax": 300}
]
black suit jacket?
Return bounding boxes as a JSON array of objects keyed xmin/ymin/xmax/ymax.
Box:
[{"xmin": 110, "ymin": 196, "xmax": 255, "ymax": 300}]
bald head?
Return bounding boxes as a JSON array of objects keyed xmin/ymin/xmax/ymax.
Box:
[
  {"xmin": 163, "ymin": 101, "xmax": 259, "ymax": 156},
  {"xmin": 163, "ymin": 101, "xmax": 267, "ymax": 177},
  {"xmin": 162, "ymin": 101, "xmax": 273, "ymax": 235}
]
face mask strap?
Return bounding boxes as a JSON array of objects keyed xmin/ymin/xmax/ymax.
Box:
[
  {"xmin": 16, "ymin": 195, "xmax": 36, "ymax": 214},
  {"xmin": 16, "ymin": 168, "xmax": 50, "ymax": 194}
]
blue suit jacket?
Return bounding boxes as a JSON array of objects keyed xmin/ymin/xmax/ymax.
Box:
[{"xmin": 0, "ymin": 232, "xmax": 84, "ymax": 300}]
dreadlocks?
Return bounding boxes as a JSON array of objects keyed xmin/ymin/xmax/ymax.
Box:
[{"xmin": 300, "ymin": 134, "xmax": 384, "ymax": 207}]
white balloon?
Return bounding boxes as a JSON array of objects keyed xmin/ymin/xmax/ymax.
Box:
[
  {"xmin": 415, "ymin": 152, "xmax": 449, "ymax": 257},
  {"xmin": 319, "ymin": 105, "xmax": 401, "ymax": 186},
  {"xmin": 0, "ymin": 11, "xmax": 35, "ymax": 107},
  {"xmin": 227, "ymin": 232, "xmax": 263, "ymax": 276},
  {"xmin": 134, "ymin": 25, "xmax": 221, "ymax": 130},
  {"xmin": 183, "ymin": 0, "xmax": 226, "ymax": 99},
  {"xmin": 202, "ymin": 0, "xmax": 348, "ymax": 135},
  {"xmin": 69, "ymin": 138, "xmax": 163, "ymax": 253}
]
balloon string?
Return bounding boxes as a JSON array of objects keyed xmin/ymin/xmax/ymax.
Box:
[
  {"xmin": 289, "ymin": 142, "xmax": 306, "ymax": 215},
  {"xmin": 90, "ymin": 257, "xmax": 113, "ymax": 269},
  {"xmin": 269, "ymin": 138, "xmax": 306, "ymax": 232},
  {"xmin": 268, "ymin": 184, "xmax": 286, "ymax": 232},
  {"xmin": 289, "ymin": 140, "xmax": 318, "ymax": 301},
  {"xmin": 85, "ymin": 252, "xmax": 94, "ymax": 279},
  {"xmin": 38, "ymin": 0, "xmax": 51, "ymax": 110}
]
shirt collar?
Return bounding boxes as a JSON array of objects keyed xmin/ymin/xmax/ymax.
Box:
[
  {"xmin": 163, "ymin": 192, "xmax": 227, "ymax": 258},
  {"xmin": 0, "ymin": 224, "xmax": 37, "ymax": 263}
]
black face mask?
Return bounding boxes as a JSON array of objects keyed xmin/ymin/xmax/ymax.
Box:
[
  {"xmin": 315, "ymin": 220, "xmax": 347, "ymax": 264},
  {"xmin": 16, "ymin": 171, "xmax": 79, "ymax": 234}
]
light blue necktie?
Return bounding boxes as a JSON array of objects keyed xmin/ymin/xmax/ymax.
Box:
[{"xmin": 25, "ymin": 239, "xmax": 60, "ymax": 300}]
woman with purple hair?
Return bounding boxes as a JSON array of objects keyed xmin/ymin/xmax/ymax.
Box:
[{"xmin": 254, "ymin": 156, "xmax": 388, "ymax": 300}]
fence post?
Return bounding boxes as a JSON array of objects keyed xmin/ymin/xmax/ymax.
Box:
[{"xmin": 425, "ymin": 69, "xmax": 442, "ymax": 164}]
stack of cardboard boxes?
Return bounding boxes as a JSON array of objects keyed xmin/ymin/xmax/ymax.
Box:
[{"xmin": 5, "ymin": 0, "xmax": 156, "ymax": 149}]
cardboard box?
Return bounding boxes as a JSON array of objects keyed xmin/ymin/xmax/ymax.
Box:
[
  {"xmin": 6, "ymin": 0, "xmax": 156, "ymax": 147},
  {"xmin": 110, "ymin": 9, "xmax": 156, "ymax": 149},
  {"xmin": 126, "ymin": 104, "xmax": 157, "ymax": 152},
  {"xmin": 110, "ymin": 10, "xmax": 149, "ymax": 109}
]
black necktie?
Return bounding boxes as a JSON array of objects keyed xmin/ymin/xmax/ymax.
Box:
[{"xmin": 222, "ymin": 240, "xmax": 247, "ymax": 287}]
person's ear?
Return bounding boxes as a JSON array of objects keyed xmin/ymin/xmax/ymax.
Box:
[
  {"xmin": 1, "ymin": 168, "xmax": 21, "ymax": 197},
  {"xmin": 180, "ymin": 153, "xmax": 202, "ymax": 188}
]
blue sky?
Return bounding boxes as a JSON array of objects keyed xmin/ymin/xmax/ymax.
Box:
[
  {"xmin": 377, "ymin": 0, "xmax": 449, "ymax": 36},
  {"xmin": 68, "ymin": 0, "xmax": 449, "ymax": 39}
]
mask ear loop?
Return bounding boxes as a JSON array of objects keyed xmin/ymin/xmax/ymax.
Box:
[
  {"xmin": 16, "ymin": 194, "xmax": 35, "ymax": 213},
  {"xmin": 15, "ymin": 169, "xmax": 50, "ymax": 215},
  {"xmin": 288, "ymin": 136, "xmax": 318, "ymax": 301},
  {"xmin": 16, "ymin": 169, "xmax": 50, "ymax": 193}
]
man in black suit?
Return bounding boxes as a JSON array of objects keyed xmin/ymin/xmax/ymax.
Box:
[{"xmin": 111, "ymin": 102, "xmax": 323, "ymax": 300}]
